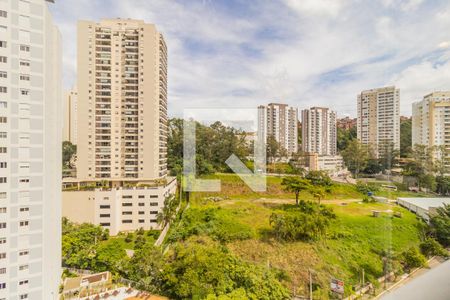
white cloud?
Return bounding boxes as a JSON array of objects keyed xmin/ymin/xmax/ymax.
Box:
[
  {"xmin": 49, "ymin": 0, "xmax": 450, "ymax": 118},
  {"xmin": 390, "ymin": 52, "xmax": 450, "ymax": 110}
]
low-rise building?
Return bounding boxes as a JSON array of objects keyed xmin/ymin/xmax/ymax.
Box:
[
  {"xmin": 317, "ymin": 155, "xmax": 346, "ymax": 175},
  {"xmin": 397, "ymin": 197, "xmax": 450, "ymax": 221},
  {"xmin": 62, "ymin": 177, "xmax": 177, "ymax": 235},
  {"xmin": 293, "ymin": 153, "xmax": 347, "ymax": 176}
]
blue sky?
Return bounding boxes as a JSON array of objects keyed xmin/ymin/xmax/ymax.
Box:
[{"xmin": 50, "ymin": 0, "xmax": 450, "ymax": 117}]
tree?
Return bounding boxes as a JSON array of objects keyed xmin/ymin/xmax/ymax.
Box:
[
  {"xmin": 400, "ymin": 118, "xmax": 412, "ymax": 157},
  {"xmin": 337, "ymin": 126, "xmax": 357, "ymax": 152},
  {"xmin": 156, "ymin": 195, "xmax": 179, "ymax": 228},
  {"xmin": 305, "ymin": 170, "xmax": 332, "ymax": 186},
  {"xmin": 62, "ymin": 141, "xmax": 76, "ymax": 168},
  {"xmin": 124, "ymin": 243, "xmax": 164, "ymax": 293},
  {"xmin": 281, "ymin": 176, "xmax": 311, "ymax": 205},
  {"xmin": 311, "ymin": 187, "xmax": 326, "ymax": 205},
  {"xmin": 379, "ymin": 142, "xmax": 400, "ymax": 172},
  {"xmin": 429, "ymin": 204, "xmax": 450, "ymax": 247},
  {"xmin": 436, "ymin": 176, "xmax": 450, "ymax": 195},
  {"xmin": 269, "ymin": 201, "xmax": 336, "ymax": 241},
  {"xmin": 162, "ymin": 237, "xmax": 290, "ymax": 299},
  {"xmin": 167, "ymin": 118, "xmax": 250, "ymax": 176},
  {"xmin": 363, "ymin": 159, "xmax": 382, "ymax": 175},
  {"xmin": 266, "ymin": 134, "xmax": 280, "ymax": 164},
  {"xmin": 402, "ymin": 247, "xmax": 427, "ymax": 271},
  {"xmin": 420, "ymin": 238, "xmax": 448, "ymax": 258},
  {"xmin": 341, "ymin": 139, "xmax": 369, "ymax": 178}
]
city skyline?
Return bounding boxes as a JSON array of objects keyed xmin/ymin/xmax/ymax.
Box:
[{"xmin": 49, "ymin": 0, "xmax": 450, "ymax": 117}]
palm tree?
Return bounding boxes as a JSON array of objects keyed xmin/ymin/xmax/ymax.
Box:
[
  {"xmin": 281, "ymin": 176, "xmax": 311, "ymax": 205},
  {"xmin": 312, "ymin": 188, "xmax": 326, "ymax": 205},
  {"xmin": 156, "ymin": 195, "xmax": 178, "ymax": 228}
]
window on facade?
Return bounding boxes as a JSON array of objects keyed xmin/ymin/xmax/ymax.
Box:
[
  {"xmin": 19, "ymin": 294, "xmax": 28, "ymax": 299},
  {"xmin": 99, "ymin": 205, "xmax": 110, "ymax": 209},
  {"xmin": 0, "ymin": 10, "xmax": 7, "ymax": 18},
  {"xmin": 0, "ymin": 117, "xmax": 6, "ymax": 123},
  {"xmin": 0, "ymin": 102, "xmax": 6, "ymax": 108},
  {"xmin": 18, "ymin": 264, "xmax": 28, "ymax": 271},
  {"xmin": 0, "ymin": 56, "xmax": 6, "ymax": 63},
  {"xmin": 0, "ymin": 148, "xmax": 6, "ymax": 153},
  {"xmin": 0, "ymin": 253, "xmax": 5, "ymax": 259},
  {"xmin": 0, "ymin": 41, "xmax": 6, "ymax": 48},
  {"xmin": 0, "ymin": 71, "xmax": 6, "ymax": 78},
  {"xmin": 0, "ymin": 208, "xmax": 5, "ymax": 213},
  {"xmin": 0, "ymin": 268, "xmax": 5, "ymax": 274},
  {"xmin": 19, "ymin": 207, "xmax": 29, "ymax": 212},
  {"xmin": 19, "ymin": 74, "xmax": 30, "ymax": 81},
  {"xmin": 99, "ymin": 214, "xmax": 110, "ymax": 218},
  {"xmin": 0, "ymin": 132, "xmax": 5, "ymax": 138},
  {"xmin": 19, "ymin": 280, "xmax": 28, "ymax": 285},
  {"xmin": 0, "ymin": 87, "xmax": 6, "ymax": 93},
  {"xmin": 0, "ymin": 282, "xmax": 5, "ymax": 289},
  {"xmin": 0, "ymin": 238, "xmax": 5, "ymax": 244},
  {"xmin": 122, "ymin": 203, "xmax": 132, "ymax": 207},
  {"xmin": 0, "ymin": 223, "xmax": 6, "ymax": 229},
  {"xmin": 122, "ymin": 211, "xmax": 132, "ymax": 215},
  {"xmin": 20, "ymin": 60, "xmax": 30, "ymax": 67},
  {"xmin": 20, "ymin": 45, "xmax": 30, "ymax": 52},
  {"xmin": 150, "ymin": 202, "xmax": 158, "ymax": 206},
  {"xmin": 19, "ymin": 221, "xmax": 29, "ymax": 227},
  {"xmin": 122, "ymin": 220, "xmax": 132, "ymax": 224},
  {"xmin": 0, "ymin": 178, "xmax": 6, "ymax": 183},
  {"xmin": 20, "ymin": 89, "xmax": 29, "ymax": 95},
  {"xmin": 0, "ymin": 162, "xmax": 6, "ymax": 168},
  {"xmin": 19, "ymin": 250, "xmax": 29, "ymax": 256}
]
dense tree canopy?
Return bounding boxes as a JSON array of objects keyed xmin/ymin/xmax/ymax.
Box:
[
  {"xmin": 168, "ymin": 118, "xmax": 250, "ymax": 176},
  {"xmin": 162, "ymin": 237, "xmax": 290, "ymax": 300},
  {"xmin": 400, "ymin": 118, "xmax": 412, "ymax": 158}
]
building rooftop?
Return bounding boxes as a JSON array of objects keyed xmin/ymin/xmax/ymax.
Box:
[{"xmin": 397, "ymin": 197, "xmax": 450, "ymax": 210}]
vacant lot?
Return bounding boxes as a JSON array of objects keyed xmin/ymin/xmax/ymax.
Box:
[{"xmin": 179, "ymin": 174, "xmax": 423, "ymax": 298}]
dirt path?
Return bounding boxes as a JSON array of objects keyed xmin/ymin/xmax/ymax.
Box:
[{"xmin": 217, "ymin": 198, "xmax": 363, "ymax": 206}]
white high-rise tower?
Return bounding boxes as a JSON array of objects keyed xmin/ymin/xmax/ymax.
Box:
[{"xmin": 0, "ymin": 0, "xmax": 62, "ymax": 299}]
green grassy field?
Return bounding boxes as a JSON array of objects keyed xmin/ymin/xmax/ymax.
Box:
[
  {"xmin": 178, "ymin": 173, "xmax": 424, "ymax": 298},
  {"xmin": 191, "ymin": 173, "xmax": 364, "ymax": 201}
]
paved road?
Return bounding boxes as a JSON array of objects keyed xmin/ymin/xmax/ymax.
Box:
[{"xmin": 380, "ymin": 259, "xmax": 450, "ymax": 300}]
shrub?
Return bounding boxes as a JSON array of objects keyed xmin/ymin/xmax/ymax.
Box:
[
  {"xmin": 402, "ymin": 247, "xmax": 427, "ymax": 271},
  {"xmin": 420, "ymin": 238, "xmax": 448, "ymax": 258},
  {"xmin": 356, "ymin": 181, "xmax": 380, "ymax": 194},
  {"xmin": 125, "ymin": 233, "xmax": 134, "ymax": 243},
  {"xmin": 270, "ymin": 201, "xmax": 336, "ymax": 241}
]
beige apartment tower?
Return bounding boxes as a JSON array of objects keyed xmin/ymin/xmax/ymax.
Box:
[
  {"xmin": 258, "ymin": 103, "xmax": 298, "ymax": 155},
  {"xmin": 63, "ymin": 88, "xmax": 77, "ymax": 144},
  {"xmin": 76, "ymin": 19, "xmax": 168, "ymax": 180},
  {"xmin": 412, "ymin": 92, "xmax": 450, "ymax": 168},
  {"xmin": 357, "ymin": 86, "xmax": 400, "ymax": 157},
  {"xmin": 301, "ymin": 107, "xmax": 337, "ymax": 156}
]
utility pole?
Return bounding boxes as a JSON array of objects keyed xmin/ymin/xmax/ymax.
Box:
[{"xmin": 362, "ymin": 268, "xmax": 365, "ymax": 287}]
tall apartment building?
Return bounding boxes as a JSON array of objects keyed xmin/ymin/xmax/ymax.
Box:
[
  {"xmin": 357, "ymin": 86, "xmax": 400, "ymax": 157},
  {"xmin": 412, "ymin": 91, "xmax": 450, "ymax": 166},
  {"xmin": 76, "ymin": 19, "xmax": 168, "ymax": 180},
  {"xmin": 62, "ymin": 88, "xmax": 77, "ymax": 144},
  {"xmin": 0, "ymin": 0, "xmax": 62, "ymax": 299},
  {"xmin": 257, "ymin": 103, "xmax": 298, "ymax": 155},
  {"xmin": 63, "ymin": 19, "xmax": 174, "ymax": 235},
  {"xmin": 301, "ymin": 107, "xmax": 337, "ymax": 156}
]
